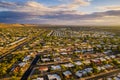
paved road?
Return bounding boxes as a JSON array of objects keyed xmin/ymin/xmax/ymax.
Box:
[
  {"xmin": 21, "ymin": 55, "xmax": 40, "ymax": 80},
  {"xmin": 86, "ymin": 69, "xmax": 120, "ymax": 80},
  {"xmin": 0, "ymin": 30, "xmax": 46, "ymax": 60},
  {"xmin": 0, "ymin": 37, "xmax": 35, "ymax": 60}
]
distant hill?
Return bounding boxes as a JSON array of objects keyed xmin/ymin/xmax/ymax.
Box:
[{"xmin": 0, "ymin": 23, "xmax": 37, "ymax": 28}]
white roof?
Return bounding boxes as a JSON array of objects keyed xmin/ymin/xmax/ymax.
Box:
[
  {"xmin": 63, "ymin": 71, "xmax": 72, "ymax": 76},
  {"xmin": 41, "ymin": 58, "xmax": 50, "ymax": 61},
  {"xmin": 75, "ymin": 70, "xmax": 82, "ymax": 78},
  {"xmin": 18, "ymin": 62, "xmax": 26, "ymax": 67},
  {"xmin": 117, "ymin": 73, "xmax": 120, "ymax": 77},
  {"xmin": 23, "ymin": 55, "xmax": 30, "ymax": 61},
  {"xmin": 113, "ymin": 77, "xmax": 120, "ymax": 80},
  {"xmin": 63, "ymin": 63, "xmax": 74, "ymax": 68},
  {"xmin": 60, "ymin": 49, "xmax": 66, "ymax": 51},
  {"xmin": 101, "ymin": 67, "xmax": 105, "ymax": 70},
  {"xmin": 83, "ymin": 60, "xmax": 91, "ymax": 64},
  {"xmin": 43, "ymin": 54, "xmax": 50, "ymax": 57},
  {"xmin": 91, "ymin": 59, "xmax": 99, "ymax": 62},
  {"xmin": 105, "ymin": 56, "xmax": 110, "ymax": 60},
  {"xmin": 30, "ymin": 52, "xmax": 34, "ymax": 55},
  {"xmin": 110, "ymin": 55, "xmax": 116, "ymax": 58},
  {"xmin": 75, "ymin": 61, "xmax": 82, "ymax": 66},
  {"xmin": 99, "ymin": 57, "xmax": 106, "ymax": 61},
  {"xmin": 97, "ymin": 66, "xmax": 101, "ymax": 71},
  {"xmin": 35, "ymin": 77, "xmax": 44, "ymax": 80},
  {"xmin": 84, "ymin": 68, "xmax": 93, "ymax": 73},
  {"xmin": 51, "ymin": 65, "xmax": 61, "ymax": 70},
  {"xmin": 54, "ymin": 57, "xmax": 61, "ymax": 61},
  {"xmin": 104, "ymin": 64, "xmax": 112, "ymax": 68},
  {"xmin": 48, "ymin": 74, "xmax": 61, "ymax": 80},
  {"xmin": 82, "ymin": 70, "xmax": 87, "ymax": 75},
  {"xmin": 60, "ymin": 52, "xmax": 67, "ymax": 55},
  {"xmin": 107, "ymin": 78, "xmax": 112, "ymax": 80}
]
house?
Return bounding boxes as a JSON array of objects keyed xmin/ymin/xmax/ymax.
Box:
[
  {"xmin": 99, "ymin": 57, "xmax": 106, "ymax": 62},
  {"xmin": 60, "ymin": 52, "xmax": 67, "ymax": 55},
  {"xmin": 63, "ymin": 63, "xmax": 74, "ymax": 68},
  {"xmin": 96, "ymin": 45, "xmax": 102, "ymax": 48},
  {"xmin": 82, "ymin": 70, "xmax": 87, "ymax": 76},
  {"xmin": 117, "ymin": 73, "xmax": 120, "ymax": 78},
  {"xmin": 54, "ymin": 57, "xmax": 61, "ymax": 62},
  {"xmin": 11, "ymin": 66, "xmax": 20, "ymax": 72},
  {"xmin": 51, "ymin": 65, "xmax": 61, "ymax": 70},
  {"xmin": 103, "ymin": 50, "xmax": 112, "ymax": 54},
  {"xmin": 74, "ymin": 50, "xmax": 81, "ymax": 53},
  {"xmin": 43, "ymin": 54, "xmax": 51, "ymax": 57},
  {"xmin": 110, "ymin": 55, "xmax": 116, "ymax": 59},
  {"xmin": 60, "ymin": 48, "xmax": 67, "ymax": 52},
  {"xmin": 63, "ymin": 71, "xmax": 72, "ymax": 78},
  {"xmin": 104, "ymin": 64, "xmax": 113, "ymax": 70},
  {"xmin": 101, "ymin": 66, "xmax": 106, "ymax": 71},
  {"xmin": 18, "ymin": 62, "xmax": 26, "ymax": 67},
  {"xmin": 117, "ymin": 54, "xmax": 120, "ymax": 58},
  {"xmin": 83, "ymin": 60, "xmax": 91, "ymax": 65},
  {"xmin": 29, "ymin": 52, "xmax": 34, "ymax": 55},
  {"xmin": 75, "ymin": 61, "xmax": 82, "ymax": 66},
  {"xmin": 54, "ymin": 53, "xmax": 60, "ymax": 56},
  {"xmin": 104, "ymin": 56, "xmax": 111, "ymax": 60},
  {"xmin": 23, "ymin": 55, "xmax": 31, "ymax": 62},
  {"xmin": 97, "ymin": 66, "xmax": 102, "ymax": 71},
  {"xmin": 90, "ymin": 59, "xmax": 101, "ymax": 64},
  {"xmin": 82, "ymin": 49, "xmax": 87, "ymax": 53},
  {"xmin": 47, "ymin": 74, "xmax": 61, "ymax": 80},
  {"xmin": 84, "ymin": 54, "xmax": 91, "ymax": 59},
  {"xmin": 113, "ymin": 77, "xmax": 120, "ymax": 80},
  {"xmin": 41, "ymin": 58, "xmax": 51, "ymax": 62},
  {"xmin": 87, "ymin": 48, "xmax": 93, "ymax": 52},
  {"xmin": 84, "ymin": 68, "xmax": 93, "ymax": 73},
  {"xmin": 112, "ymin": 45, "xmax": 118, "ymax": 48},
  {"xmin": 39, "ymin": 66, "xmax": 48, "ymax": 72},
  {"xmin": 75, "ymin": 70, "xmax": 83, "ymax": 78}
]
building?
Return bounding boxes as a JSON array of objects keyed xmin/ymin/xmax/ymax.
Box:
[
  {"xmin": 47, "ymin": 74, "xmax": 61, "ymax": 80},
  {"xmin": 63, "ymin": 71, "xmax": 72, "ymax": 78},
  {"xmin": 51, "ymin": 65, "xmax": 61, "ymax": 71},
  {"xmin": 39, "ymin": 66, "xmax": 48, "ymax": 72}
]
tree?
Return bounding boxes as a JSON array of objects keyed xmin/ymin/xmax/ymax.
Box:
[
  {"xmin": 93, "ymin": 67, "xmax": 99, "ymax": 74},
  {"xmin": 11, "ymin": 76, "xmax": 19, "ymax": 80}
]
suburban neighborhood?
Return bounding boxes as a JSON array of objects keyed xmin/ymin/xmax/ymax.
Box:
[
  {"xmin": 0, "ymin": 0, "xmax": 120, "ymax": 80},
  {"xmin": 0, "ymin": 26, "xmax": 120, "ymax": 80}
]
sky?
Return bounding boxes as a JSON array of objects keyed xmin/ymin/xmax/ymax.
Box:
[{"xmin": 0, "ymin": 0, "xmax": 120, "ymax": 25}]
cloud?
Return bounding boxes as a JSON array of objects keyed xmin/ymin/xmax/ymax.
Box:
[
  {"xmin": 0, "ymin": 0, "xmax": 89, "ymax": 15},
  {"xmin": 97, "ymin": 5, "xmax": 120, "ymax": 11},
  {"xmin": 0, "ymin": 1, "xmax": 17, "ymax": 9},
  {"xmin": 0, "ymin": 0, "xmax": 120, "ymax": 25},
  {"xmin": 39, "ymin": 10, "xmax": 120, "ymax": 20},
  {"xmin": 53, "ymin": 0, "xmax": 90, "ymax": 10},
  {"xmin": 0, "ymin": 9, "xmax": 120, "ymax": 25}
]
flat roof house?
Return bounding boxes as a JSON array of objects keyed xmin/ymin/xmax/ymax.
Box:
[
  {"xmin": 75, "ymin": 61, "xmax": 82, "ymax": 66},
  {"xmin": 39, "ymin": 66, "xmax": 48, "ymax": 72},
  {"xmin": 75, "ymin": 70, "xmax": 83, "ymax": 78},
  {"xmin": 47, "ymin": 74, "xmax": 61, "ymax": 80},
  {"xmin": 51, "ymin": 65, "xmax": 61, "ymax": 71},
  {"xmin": 63, "ymin": 71, "xmax": 72, "ymax": 78},
  {"xmin": 63, "ymin": 63, "xmax": 74, "ymax": 68}
]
